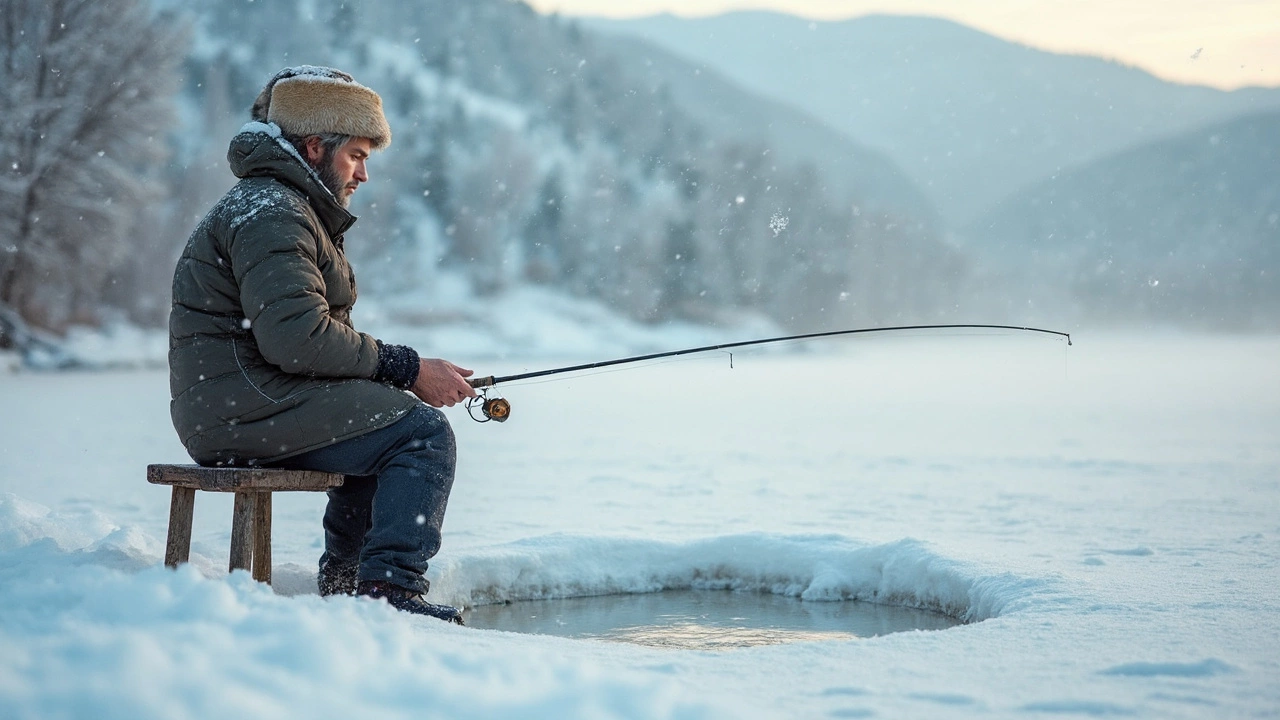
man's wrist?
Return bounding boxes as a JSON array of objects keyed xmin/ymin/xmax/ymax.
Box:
[{"xmin": 372, "ymin": 341, "xmax": 421, "ymax": 389}]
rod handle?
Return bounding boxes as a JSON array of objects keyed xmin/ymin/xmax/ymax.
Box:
[{"xmin": 468, "ymin": 376, "xmax": 496, "ymax": 389}]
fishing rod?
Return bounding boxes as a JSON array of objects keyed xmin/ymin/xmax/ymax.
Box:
[{"xmin": 464, "ymin": 323, "xmax": 1071, "ymax": 423}]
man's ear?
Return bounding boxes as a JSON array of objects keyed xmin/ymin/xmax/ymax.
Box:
[{"xmin": 303, "ymin": 135, "xmax": 325, "ymax": 164}]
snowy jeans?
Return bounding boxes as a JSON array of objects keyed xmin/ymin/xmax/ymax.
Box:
[{"xmin": 268, "ymin": 404, "xmax": 456, "ymax": 594}]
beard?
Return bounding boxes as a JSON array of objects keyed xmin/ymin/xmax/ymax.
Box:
[{"xmin": 312, "ymin": 149, "xmax": 351, "ymax": 208}]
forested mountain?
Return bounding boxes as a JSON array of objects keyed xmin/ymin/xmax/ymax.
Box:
[
  {"xmin": 587, "ymin": 12, "xmax": 1280, "ymax": 227},
  {"xmin": 156, "ymin": 0, "xmax": 964, "ymax": 334},
  {"xmin": 965, "ymin": 111, "xmax": 1280, "ymax": 330}
]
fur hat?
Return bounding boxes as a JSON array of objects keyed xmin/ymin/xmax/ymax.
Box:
[{"xmin": 251, "ymin": 66, "xmax": 391, "ymax": 150}]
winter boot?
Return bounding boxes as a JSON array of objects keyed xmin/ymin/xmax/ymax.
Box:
[
  {"xmin": 317, "ymin": 561, "xmax": 358, "ymax": 597},
  {"xmin": 357, "ymin": 580, "xmax": 465, "ymax": 625}
]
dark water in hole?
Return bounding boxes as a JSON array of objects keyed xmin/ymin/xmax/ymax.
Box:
[{"xmin": 463, "ymin": 590, "xmax": 962, "ymax": 650}]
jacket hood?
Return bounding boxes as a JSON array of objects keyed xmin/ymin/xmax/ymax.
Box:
[{"xmin": 226, "ymin": 121, "xmax": 355, "ymax": 238}]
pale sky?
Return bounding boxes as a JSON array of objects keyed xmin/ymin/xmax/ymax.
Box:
[{"xmin": 525, "ymin": 0, "xmax": 1280, "ymax": 90}]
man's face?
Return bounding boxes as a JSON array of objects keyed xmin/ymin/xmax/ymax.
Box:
[{"xmin": 305, "ymin": 136, "xmax": 373, "ymax": 208}]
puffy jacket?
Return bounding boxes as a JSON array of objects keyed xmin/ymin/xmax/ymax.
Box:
[{"xmin": 168, "ymin": 123, "xmax": 418, "ymax": 466}]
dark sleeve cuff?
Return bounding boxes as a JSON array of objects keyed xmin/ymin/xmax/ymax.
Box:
[{"xmin": 372, "ymin": 340, "xmax": 420, "ymax": 389}]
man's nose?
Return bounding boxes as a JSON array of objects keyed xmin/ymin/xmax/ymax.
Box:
[{"xmin": 354, "ymin": 160, "xmax": 368, "ymax": 183}]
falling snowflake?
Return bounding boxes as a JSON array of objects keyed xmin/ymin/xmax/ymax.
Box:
[{"xmin": 769, "ymin": 213, "xmax": 789, "ymax": 236}]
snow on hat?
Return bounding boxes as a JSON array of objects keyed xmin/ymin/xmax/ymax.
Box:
[{"xmin": 251, "ymin": 66, "xmax": 391, "ymax": 150}]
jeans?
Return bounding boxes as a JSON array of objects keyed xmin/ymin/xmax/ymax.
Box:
[{"xmin": 268, "ymin": 404, "xmax": 456, "ymax": 594}]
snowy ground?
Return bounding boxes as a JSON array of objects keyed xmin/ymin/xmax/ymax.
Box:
[{"xmin": 2, "ymin": 330, "xmax": 1278, "ymax": 718}]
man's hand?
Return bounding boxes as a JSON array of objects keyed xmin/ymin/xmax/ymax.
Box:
[{"xmin": 410, "ymin": 358, "xmax": 476, "ymax": 408}]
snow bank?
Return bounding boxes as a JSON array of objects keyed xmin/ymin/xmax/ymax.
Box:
[
  {"xmin": 3, "ymin": 280, "xmax": 780, "ymax": 373},
  {"xmin": 0, "ymin": 493, "xmax": 121, "ymax": 552},
  {"xmin": 65, "ymin": 323, "xmax": 169, "ymax": 368},
  {"xmin": 432, "ymin": 533, "xmax": 1052, "ymax": 622},
  {"xmin": 0, "ymin": 495, "xmax": 730, "ymax": 720},
  {"xmin": 355, "ymin": 282, "xmax": 779, "ymax": 362},
  {"xmin": 0, "ymin": 492, "xmax": 1061, "ymax": 719}
]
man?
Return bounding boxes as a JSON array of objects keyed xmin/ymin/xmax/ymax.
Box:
[{"xmin": 168, "ymin": 66, "xmax": 474, "ymax": 623}]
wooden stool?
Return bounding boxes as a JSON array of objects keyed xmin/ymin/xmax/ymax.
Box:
[{"xmin": 147, "ymin": 464, "xmax": 344, "ymax": 585}]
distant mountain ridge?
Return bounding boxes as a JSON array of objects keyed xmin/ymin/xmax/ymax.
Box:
[
  {"xmin": 585, "ymin": 12, "xmax": 1280, "ymax": 227},
  {"xmin": 596, "ymin": 32, "xmax": 942, "ymax": 231},
  {"xmin": 966, "ymin": 110, "xmax": 1280, "ymax": 330}
]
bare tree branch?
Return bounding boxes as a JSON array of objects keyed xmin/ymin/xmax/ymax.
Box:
[{"xmin": 0, "ymin": 0, "xmax": 186, "ymax": 331}]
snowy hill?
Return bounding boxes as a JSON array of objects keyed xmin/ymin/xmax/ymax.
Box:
[
  {"xmin": 159, "ymin": 0, "xmax": 962, "ymax": 337},
  {"xmin": 964, "ymin": 111, "xmax": 1280, "ymax": 330},
  {"xmin": 590, "ymin": 32, "xmax": 944, "ymax": 232},
  {"xmin": 585, "ymin": 12, "xmax": 1280, "ymax": 227}
]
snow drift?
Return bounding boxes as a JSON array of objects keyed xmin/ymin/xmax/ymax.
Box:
[{"xmin": 429, "ymin": 534, "xmax": 1051, "ymax": 622}]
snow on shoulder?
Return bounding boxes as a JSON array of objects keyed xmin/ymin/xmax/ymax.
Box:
[{"xmin": 237, "ymin": 120, "xmax": 282, "ymax": 138}]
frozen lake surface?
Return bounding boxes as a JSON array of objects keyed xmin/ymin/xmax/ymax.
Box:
[{"xmin": 1, "ymin": 332, "xmax": 1278, "ymax": 718}]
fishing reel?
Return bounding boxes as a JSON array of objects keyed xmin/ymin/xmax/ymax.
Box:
[
  {"xmin": 466, "ymin": 376, "xmax": 510, "ymax": 423},
  {"xmin": 467, "ymin": 393, "xmax": 510, "ymax": 423}
]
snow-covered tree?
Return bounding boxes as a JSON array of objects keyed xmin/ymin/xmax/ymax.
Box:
[{"xmin": 0, "ymin": 0, "xmax": 184, "ymax": 331}]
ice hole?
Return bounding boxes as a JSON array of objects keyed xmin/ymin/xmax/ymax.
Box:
[{"xmin": 463, "ymin": 590, "xmax": 962, "ymax": 650}]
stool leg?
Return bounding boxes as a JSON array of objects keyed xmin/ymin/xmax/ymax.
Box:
[
  {"xmin": 164, "ymin": 486, "xmax": 196, "ymax": 568},
  {"xmin": 229, "ymin": 491, "xmax": 254, "ymax": 574},
  {"xmin": 251, "ymin": 492, "xmax": 272, "ymax": 585}
]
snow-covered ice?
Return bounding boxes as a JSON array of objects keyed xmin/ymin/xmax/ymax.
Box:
[{"xmin": 1, "ymin": 330, "xmax": 1278, "ymax": 718}]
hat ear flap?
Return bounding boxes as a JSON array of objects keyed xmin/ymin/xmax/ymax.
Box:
[{"xmin": 251, "ymin": 85, "xmax": 273, "ymax": 123}]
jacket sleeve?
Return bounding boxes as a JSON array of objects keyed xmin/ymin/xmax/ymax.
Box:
[
  {"xmin": 228, "ymin": 204, "xmax": 380, "ymax": 378},
  {"xmin": 372, "ymin": 340, "xmax": 421, "ymax": 388}
]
